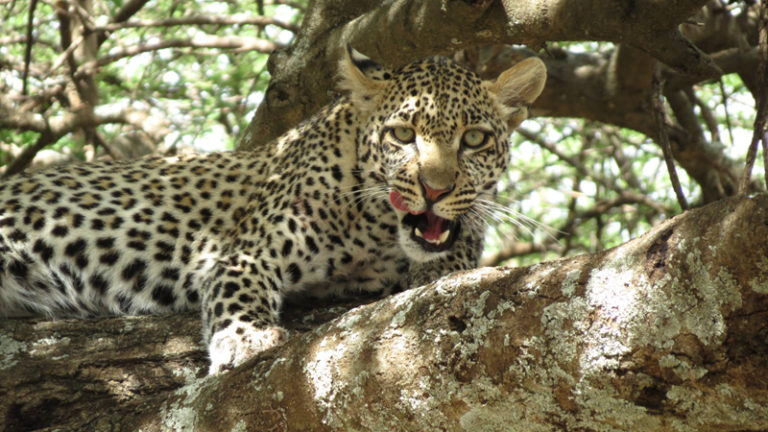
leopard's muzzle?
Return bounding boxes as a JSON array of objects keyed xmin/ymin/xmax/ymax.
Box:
[{"xmin": 401, "ymin": 211, "xmax": 461, "ymax": 252}]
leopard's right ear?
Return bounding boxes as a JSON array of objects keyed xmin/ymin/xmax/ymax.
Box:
[{"xmin": 338, "ymin": 45, "xmax": 390, "ymax": 111}]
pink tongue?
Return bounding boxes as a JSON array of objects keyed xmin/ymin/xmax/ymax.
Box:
[
  {"xmin": 389, "ymin": 190, "xmax": 425, "ymax": 215},
  {"xmin": 389, "ymin": 190, "xmax": 410, "ymax": 212},
  {"xmin": 422, "ymin": 212, "xmax": 445, "ymax": 241},
  {"xmin": 389, "ymin": 190, "xmax": 444, "ymax": 240}
]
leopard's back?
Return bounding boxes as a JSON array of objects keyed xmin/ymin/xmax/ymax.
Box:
[{"xmin": 0, "ymin": 153, "xmax": 258, "ymax": 316}]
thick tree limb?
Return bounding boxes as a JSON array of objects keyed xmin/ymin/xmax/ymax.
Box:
[
  {"xmin": 0, "ymin": 314, "xmax": 207, "ymax": 431},
  {"xmin": 240, "ymin": 0, "xmax": 716, "ymax": 149},
  {"xmin": 3, "ymin": 194, "xmax": 768, "ymax": 431}
]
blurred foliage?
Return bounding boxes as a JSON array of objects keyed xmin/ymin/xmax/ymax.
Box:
[
  {"xmin": 488, "ymin": 73, "xmax": 757, "ymax": 266},
  {"xmin": 0, "ymin": 0, "xmax": 305, "ymax": 161}
]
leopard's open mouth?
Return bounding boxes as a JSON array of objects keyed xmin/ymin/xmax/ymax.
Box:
[
  {"xmin": 402, "ymin": 211, "xmax": 461, "ymax": 252},
  {"xmin": 390, "ymin": 190, "xmax": 461, "ymax": 252}
]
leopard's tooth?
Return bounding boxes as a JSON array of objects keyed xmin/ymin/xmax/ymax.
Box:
[
  {"xmin": 438, "ymin": 229, "xmax": 450, "ymax": 244},
  {"xmin": 414, "ymin": 227, "xmax": 424, "ymax": 239}
]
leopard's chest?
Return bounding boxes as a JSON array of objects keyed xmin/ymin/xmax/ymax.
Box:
[{"xmin": 268, "ymin": 189, "xmax": 408, "ymax": 297}]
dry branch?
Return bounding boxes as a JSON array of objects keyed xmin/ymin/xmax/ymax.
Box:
[
  {"xmin": 92, "ymin": 15, "xmax": 299, "ymax": 33},
  {"xmin": 76, "ymin": 35, "xmax": 280, "ymax": 78},
  {"xmin": 651, "ymin": 67, "xmax": 688, "ymax": 210},
  {"xmin": 0, "ymin": 105, "xmax": 163, "ymax": 177}
]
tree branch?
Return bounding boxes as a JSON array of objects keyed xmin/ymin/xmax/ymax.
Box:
[
  {"xmin": 652, "ymin": 67, "xmax": 689, "ymax": 209},
  {"xmin": 75, "ymin": 35, "xmax": 280, "ymax": 77},
  {"xmin": 0, "ymin": 104, "xmax": 160, "ymax": 175},
  {"xmin": 4, "ymin": 195, "xmax": 768, "ymax": 430},
  {"xmin": 480, "ymin": 241, "xmax": 552, "ymax": 266},
  {"xmin": 1, "ymin": 130, "xmax": 63, "ymax": 177},
  {"xmin": 516, "ymin": 127, "xmax": 671, "ymax": 213},
  {"xmin": 92, "ymin": 15, "xmax": 300, "ymax": 34},
  {"xmin": 241, "ymin": 0, "xmax": 718, "ymax": 149},
  {"xmin": 111, "ymin": 0, "xmax": 151, "ymax": 25},
  {"xmin": 739, "ymin": 0, "xmax": 768, "ymax": 193},
  {"xmin": 22, "ymin": 0, "xmax": 37, "ymax": 95}
]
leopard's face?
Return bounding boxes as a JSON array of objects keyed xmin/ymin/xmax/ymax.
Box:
[
  {"xmin": 342, "ymin": 49, "xmax": 546, "ymax": 263},
  {"xmin": 371, "ymin": 60, "xmax": 510, "ymax": 262}
]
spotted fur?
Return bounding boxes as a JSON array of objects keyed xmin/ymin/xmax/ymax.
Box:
[{"xmin": 0, "ymin": 48, "xmax": 546, "ymax": 373}]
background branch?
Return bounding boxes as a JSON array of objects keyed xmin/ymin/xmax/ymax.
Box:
[
  {"xmin": 739, "ymin": 0, "xmax": 768, "ymax": 193},
  {"xmin": 2, "ymin": 130, "xmax": 63, "ymax": 177},
  {"xmin": 21, "ymin": 0, "xmax": 37, "ymax": 95},
  {"xmin": 652, "ymin": 67, "xmax": 689, "ymax": 209},
  {"xmin": 93, "ymin": 15, "xmax": 299, "ymax": 33},
  {"xmin": 76, "ymin": 35, "xmax": 280, "ymax": 77}
]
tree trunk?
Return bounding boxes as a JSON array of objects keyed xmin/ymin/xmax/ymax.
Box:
[{"xmin": 3, "ymin": 194, "xmax": 768, "ymax": 431}]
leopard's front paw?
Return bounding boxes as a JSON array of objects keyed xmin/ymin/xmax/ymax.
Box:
[{"xmin": 208, "ymin": 325, "xmax": 288, "ymax": 374}]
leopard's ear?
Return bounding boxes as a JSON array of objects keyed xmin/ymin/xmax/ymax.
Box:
[
  {"xmin": 338, "ymin": 45, "xmax": 390, "ymax": 111},
  {"xmin": 487, "ymin": 57, "xmax": 547, "ymax": 130}
]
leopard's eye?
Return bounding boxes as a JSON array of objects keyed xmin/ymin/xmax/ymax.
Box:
[
  {"xmin": 390, "ymin": 126, "xmax": 416, "ymax": 144},
  {"xmin": 462, "ymin": 129, "xmax": 489, "ymax": 149}
]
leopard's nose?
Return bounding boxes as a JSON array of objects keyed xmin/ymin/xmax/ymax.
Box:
[{"xmin": 420, "ymin": 178, "xmax": 454, "ymax": 204}]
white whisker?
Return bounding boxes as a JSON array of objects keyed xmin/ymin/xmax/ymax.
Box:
[
  {"xmin": 336, "ymin": 184, "xmax": 389, "ymax": 211},
  {"xmin": 470, "ymin": 198, "xmax": 560, "ymax": 244}
]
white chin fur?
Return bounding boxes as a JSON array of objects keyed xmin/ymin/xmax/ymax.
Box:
[{"xmin": 398, "ymin": 225, "xmax": 447, "ymax": 263}]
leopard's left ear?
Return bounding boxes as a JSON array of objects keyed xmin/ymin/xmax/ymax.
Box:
[
  {"xmin": 338, "ymin": 45, "xmax": 391, "ymax": 111},
  {"xmin": 487, "ymin": 57, "xmax": 547, "ymax": 130}
]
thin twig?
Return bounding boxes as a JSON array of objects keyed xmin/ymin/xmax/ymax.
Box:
[
  {"xmin": 685, "ymin": 87, "xmax": 720, "ymax": 143},
  {"xmin": 718, "ymin": 78, "xmax": 735, "ymax": 146},
  {"xmin": 75, "ymin": 35, "xmax": 280, "ymax": 77},
  {"xmin": 651, "ymin": 65, "xmax": 688, "ymax": 210},
  {"xmin": 518, "ymin": 127, "xmax": 649, "ymax": 201},
  {"xmin": 91, "ymin": 129, "xmax": 124, "ymax": 161},
  {"xmin": 46, "ymin": 34, "xmax": 84, "ymax": 79},
  {"xmin": 92, "ymin": 15, "xmax": 300, "ymax": 34},
  {"xmin": 739, "ymin": 0, "xmax": 768, "ymax": 193},
  {"xmin": 609, "ymin": 139, "xmax": 643, "ymax": 190},
  {"xmin": 763, "ymin": 131, "xmax": 768, "ymax": 190},
  {"xmin": 263, "ymin": 0, "xmax": 306, "ymax": 11},
  {"xmin": 22, "ymin": 0, "xmax": 37, "ymax": 95},
  {"xmin": 480, "ymin": 241, "xmax": 554, "ymax": 266}
]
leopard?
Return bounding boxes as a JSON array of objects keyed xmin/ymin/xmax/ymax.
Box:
[{"xmin": 0, "ymin": 47, "xmax": 546, "ymax": 374}]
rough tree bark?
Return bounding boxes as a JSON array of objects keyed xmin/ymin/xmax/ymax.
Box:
[{"xmin": 3, "ymin": 194, "xmax": 767, "ymax": 431}]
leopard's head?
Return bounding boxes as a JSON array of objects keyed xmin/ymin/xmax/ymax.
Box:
[{"xmin": 340, "ymin": 47, "xmax": 546, "ymax": 262}]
